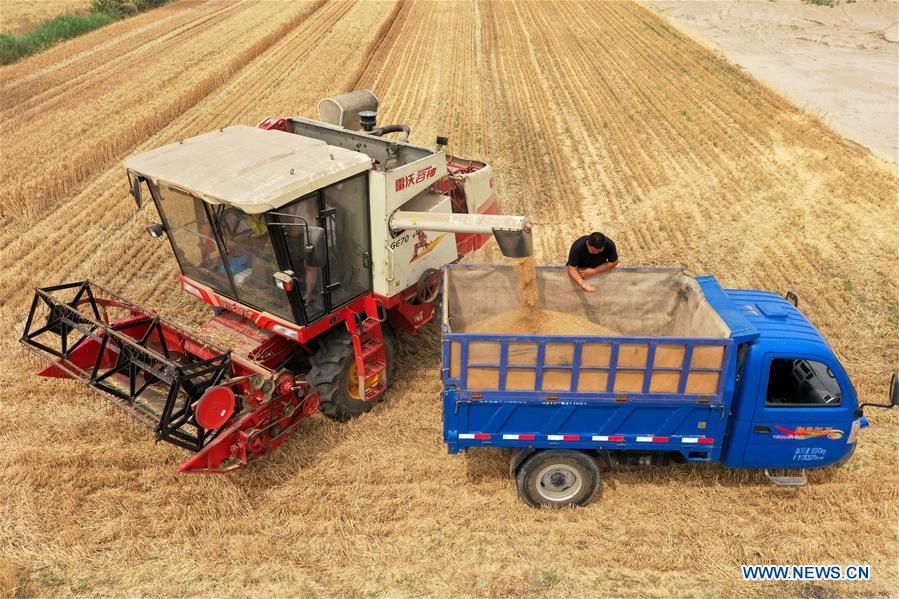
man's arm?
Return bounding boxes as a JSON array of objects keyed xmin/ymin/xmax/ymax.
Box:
[
  {"xmin": 568, "ymin": 265, "xmax": 594, "ymax": 292},
  {"xmin": 579, "ymin": 261, "xmax": 618, "ymax": 278}
]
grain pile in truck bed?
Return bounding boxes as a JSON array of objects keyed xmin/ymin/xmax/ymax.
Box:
[
  {"xmin": 465, "ymin": 256, "xmax": 620, "ymax": 336},
  {"xmin": 466, "ymin": 308, "xmax": 620, "ymax": 337}
]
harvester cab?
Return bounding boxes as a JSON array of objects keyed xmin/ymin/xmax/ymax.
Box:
[{"xmin": 22, "ymin": 91, "xmax": 532, "ymax": 473}]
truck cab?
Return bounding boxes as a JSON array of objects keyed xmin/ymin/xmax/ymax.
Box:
[{"xmin": 722, "ymin": 289, "xmax": 860, "ymax": 469}]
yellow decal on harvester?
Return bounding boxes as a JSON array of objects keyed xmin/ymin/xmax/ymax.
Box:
[{"xmin": 410, "ymin": 231, "xmax": 448, "ymax": 263}]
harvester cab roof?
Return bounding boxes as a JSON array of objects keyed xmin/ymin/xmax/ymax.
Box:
[{"xmin": 124, "ymin": 125, "xmax": 371, "ymax": 214}]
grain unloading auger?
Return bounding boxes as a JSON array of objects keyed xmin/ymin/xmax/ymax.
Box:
[{"xmin": 22, "ymin": 91, "xmax": 532, "ymax": 473}]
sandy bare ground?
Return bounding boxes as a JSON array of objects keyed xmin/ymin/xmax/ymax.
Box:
[{"xmin": 644, "ymin": 0, "xmax": 899, "ymax": 162}]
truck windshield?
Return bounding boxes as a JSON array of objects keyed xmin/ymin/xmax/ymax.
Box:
[{"xmin": 154, "ymin": 185, "xmax": 291, "ymax": 320}]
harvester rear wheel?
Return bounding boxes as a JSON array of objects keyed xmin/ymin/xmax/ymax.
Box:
[{"xmin": 308, "ymin": 326, "xmax": 396, "ymax": 422}]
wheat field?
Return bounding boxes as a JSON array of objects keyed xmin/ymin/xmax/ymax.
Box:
[
  {"xmin": 0, "ymin": 1, "xmax": 93, "ymax": 34},
  {"xmin": 0, "ymin": 0, "xmax": 897, "ymax": 596}
]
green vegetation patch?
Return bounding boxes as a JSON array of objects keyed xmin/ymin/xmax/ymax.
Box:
[
  {"xmin": 0, "ymin": 10, "xmax": 117, "ymax": 64},
  {"xmin": 0, "ymin": 0, "xmax": 169, "ymax": 65}
]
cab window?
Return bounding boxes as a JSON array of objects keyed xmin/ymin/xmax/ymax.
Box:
[
  {"xmin": 276, "ymin": 194, "xmax": 326, "ymax": 322},
  {"xmin": 322, "ymin": 173, "xmax": 371, "ymax": 308},
  {"xmin": 765, "ymin": 358, "xmax": 842, "ymax": 407},
  {"xmin": 213, "ymin": 206, "xmax": 292, "ymax": 320},
  {"xmin": 153, "ymin": 184, "xmax": 230, "ymax": 291}
]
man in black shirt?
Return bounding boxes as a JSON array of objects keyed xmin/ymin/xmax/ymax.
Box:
[{"xmin": 566, "ymin": 232, "xmax": 618, "ymax": 292}]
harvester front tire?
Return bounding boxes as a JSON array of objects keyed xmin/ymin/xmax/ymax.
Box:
[
  {"xmin": 516, "ymin": 450, "xmax": 601, "ymax": 508},
  {"xmin": 308, "ymin": 327, "xmax": 395, "ymax": 422}
]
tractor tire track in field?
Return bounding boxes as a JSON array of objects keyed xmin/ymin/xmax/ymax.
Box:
[{"xmin": 0, "ymin": 0, "xmax": 327, "ymax": 220}]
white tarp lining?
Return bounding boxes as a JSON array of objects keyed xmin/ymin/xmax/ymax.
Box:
[{"xmin": 445, "ymin": 266, "xmax": 731, "ymax": 339}]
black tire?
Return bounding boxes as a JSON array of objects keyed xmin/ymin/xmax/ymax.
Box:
[
  {"xmin": 416, "ymin": 268, "xmax": 442, "ymax": 304},
  {"xmin": 308, "ymin": 325, "xmax": 396, "ymax": 422},
  {"xmin": 383, "ymin": 325, "xmax": 398, "ymax": 382},
  {"xmin": 516, "ymin": 450, "xmax": 601, "ymax": 508}
]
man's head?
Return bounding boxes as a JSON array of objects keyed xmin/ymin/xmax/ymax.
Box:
[{"xmin": 586, "ymin": 232, "xmax": 606, "ymax": 254}]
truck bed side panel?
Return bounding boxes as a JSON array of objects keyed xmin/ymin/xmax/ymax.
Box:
[
  {"xmin": 442, "ymin": 335, "xmax": 734, "ymax": 462},
  {"xmin": 443, "ymin": 391, "xmax": 728, "ymax": 461}
]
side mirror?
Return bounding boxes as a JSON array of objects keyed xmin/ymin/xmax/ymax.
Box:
[
  {"xmin": 857, "ymin": 372, "xmax": 899, "ymax": 414},
  {"xmin": 130, "ymin": 174, "xmax": 144, "ymax": 208},
  {"xmin": 147, "ymin": 223, "xmax": 165, "ymax": 238}
]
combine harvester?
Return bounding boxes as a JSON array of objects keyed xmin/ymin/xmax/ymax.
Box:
[
  {"xmin": 22, "ymin": 92, "xmax": 532, "ymax": 473},
  {"xmin": 441, "ymin": 265, "xmax": 897, "ymax": 507}
]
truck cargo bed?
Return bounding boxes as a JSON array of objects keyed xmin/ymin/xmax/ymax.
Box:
[{"xmin": 441, "ymin": 265, "xmax": 747, "ymax": 461}]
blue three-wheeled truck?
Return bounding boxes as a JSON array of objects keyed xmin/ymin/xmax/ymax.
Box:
[{"xmin": 441, "ymin": 265, "xmax": 897, "ymax": 507}]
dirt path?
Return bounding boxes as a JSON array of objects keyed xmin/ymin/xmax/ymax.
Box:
[{"xmin": 643, "ymin": 0, "xmax": 899, "ymax": 162}]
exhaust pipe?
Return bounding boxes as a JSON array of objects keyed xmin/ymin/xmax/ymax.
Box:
[{"xmin": 359, "ymin": 110, "xmax": 377, "ymax": 132}]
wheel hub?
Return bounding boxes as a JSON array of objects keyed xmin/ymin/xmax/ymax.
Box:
[
  {"xmin": 536, "ymin": 464, "xmax": 583, "ymax": 502},
  {"xmin": 346, "ymin": 362, "xmax": 381, "ymax": 400}
]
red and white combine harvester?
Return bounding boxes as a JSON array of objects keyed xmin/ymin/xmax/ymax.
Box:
[{"xmin": 22, "ymin": 91, "xmax": 532, "ymax": 473}]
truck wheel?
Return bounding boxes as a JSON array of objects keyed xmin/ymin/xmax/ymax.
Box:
[
  {"xmin": 308, "ymin": 326, "xmax": 396, "ymax": 422},
  {"xmin": 516, "ymin": 450, "xmax": 601, "ymax": 508}
]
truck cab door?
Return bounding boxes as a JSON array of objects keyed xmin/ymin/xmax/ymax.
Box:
[{"xmin": 739, "ymin": 353, "xmax": 856, "ymax": 468}]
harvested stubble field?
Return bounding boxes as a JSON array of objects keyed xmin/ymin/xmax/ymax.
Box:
[{"xmin": 1, "ymin": 0, "xmax": 897, "ymax": 596}]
